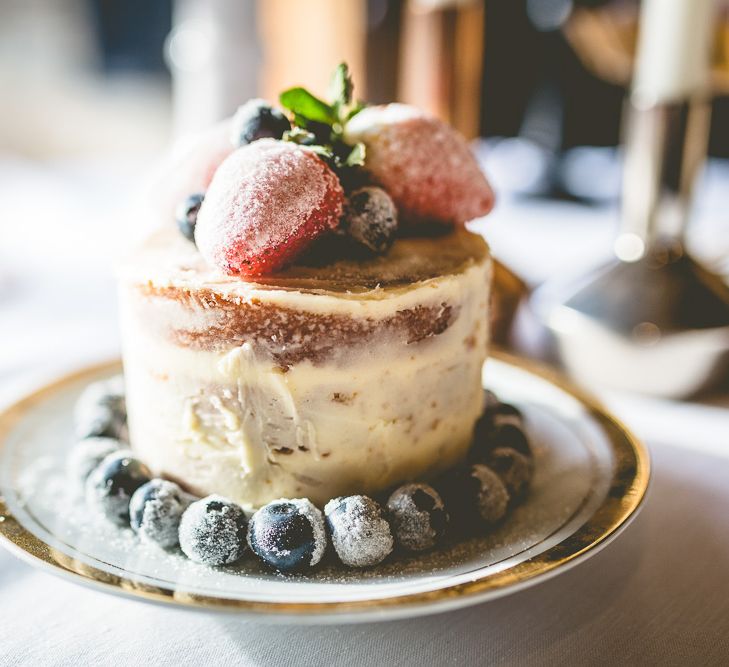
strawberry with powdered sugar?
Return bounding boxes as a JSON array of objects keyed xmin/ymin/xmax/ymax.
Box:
[
  {"xmin": 195, "ymin": 139, "xmax": 344, "ymax": 276},
  {"xmin": 344, "ymin": 104, "xmax": 495, "ymax": 227}
]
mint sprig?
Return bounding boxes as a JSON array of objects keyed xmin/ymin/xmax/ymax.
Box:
[
  {"xmin": 279, "ymin": 62, "xmax": 366, "ymax": 169},
  {"xmin": 328, "ymin": 62, "xmax": 353, "ymax": 113},
  {"xmin": 279, "ymin": 88, "xmax": 337, "ymax": 126}
]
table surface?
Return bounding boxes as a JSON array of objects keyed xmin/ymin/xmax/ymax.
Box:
[{"xmin": 2, "ymin": 156, "xmax": 728, "ymax": 666}]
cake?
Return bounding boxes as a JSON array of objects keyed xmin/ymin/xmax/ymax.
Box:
[{"xmin": 119, "ymin": 65, "xmax": 495, "ymax": 509}]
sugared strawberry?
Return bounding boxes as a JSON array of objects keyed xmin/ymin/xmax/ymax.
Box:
[
  {"xmin": 152, "ymin": 119, "xmax": 234, "ymax": 223},
  {"xmin": 195, "ymin": 139, "xmax": 344, "ymax": 276},
  {"xmin": 343, "ymin": 104, "xmax": 494, "ymax": 226}
]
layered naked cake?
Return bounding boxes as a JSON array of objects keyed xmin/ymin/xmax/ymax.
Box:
[
  {"xmin": 120, "ymin": 228, "xmax": 490, "ymax": 507},
  {"xmin": 120, "ymin": 65, "xmax": 497, "ymax": 510}
]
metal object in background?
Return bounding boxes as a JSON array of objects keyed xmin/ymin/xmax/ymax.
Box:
[{"xmin": 533, "ymin": 0, "xmax": 729, "ymax": 398}]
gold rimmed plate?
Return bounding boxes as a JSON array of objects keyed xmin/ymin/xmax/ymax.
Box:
[{"xmin": 0, "ymin": 353, "xmax": 649, "ymax": 623}]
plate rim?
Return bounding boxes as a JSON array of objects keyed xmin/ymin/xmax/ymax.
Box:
[{"xmin": 0, "ymin": 351, "xmax": 650, "ymax": 620}]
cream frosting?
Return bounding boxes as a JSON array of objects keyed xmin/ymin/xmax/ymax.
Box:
[{"xmin": 119, "ymin": 230, "xmax": 491, "ymax": 508}]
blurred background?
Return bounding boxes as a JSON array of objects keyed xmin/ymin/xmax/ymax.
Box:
[{"xmin": 1, "ymin": 0, "xmax": 728, "ymax": 412}]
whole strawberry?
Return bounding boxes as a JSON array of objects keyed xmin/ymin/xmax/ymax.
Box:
[
  {"xmin": 344, "ymin": 104, "xmax": 494, "ymax": 227},
  {"xmin": 195, "ymin": 139, "xmax": 344, "ymax": 276}
]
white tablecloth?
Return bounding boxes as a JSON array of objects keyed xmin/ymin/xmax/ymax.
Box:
[{"xmin": 2, "ymin": 157, "xmax": 729, "ymax": 665}]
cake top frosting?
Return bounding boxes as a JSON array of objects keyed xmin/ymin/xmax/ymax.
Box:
[{"xmin": 122, "ymin": 226, "xmax": 489, "ymax": 297}]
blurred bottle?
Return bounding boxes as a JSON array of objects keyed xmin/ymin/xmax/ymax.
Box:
[
  {"xmin": 398, "ymin": 0, "xmax": 485, "ymax": 138},
  {"xmin": 257, "ymin": 0, "xmax": 367, "ymax": 103},
  {"xmin": 165, "ymin": 0, "xmax": 261, "ymax": 137}
]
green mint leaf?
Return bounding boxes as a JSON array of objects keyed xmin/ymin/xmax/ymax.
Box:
[
  {"xmin": 328, "ymin": 62, "xmax": 353, "ymax": 110},
  {"xmin": 292, "ymin": 113, "xmax": 311, "ymax": 130},
  {"xmin": 345, "ymin": 142, "xmax": 366, "ymax": 167},
  {"xmin": 279, "ymin": 87, "xmax": 336, "ymax": 125}
]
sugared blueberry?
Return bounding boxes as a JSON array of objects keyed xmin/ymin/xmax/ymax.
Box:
[
  {"xmin": 85, "ymin": 450, "xmax": 152, "ymax": 526},
  {"xmin": 471, "ymin": 401, "xmax": 530, "ymax": 461},
  {"xmin": 66, "ymin": 436, "xmax": 122, "ymax": 485},
  {"xmin": 471, "ymin": 423, "xmax": 532, "ymax": 461},
  {"xmin": 247, "ymin": 498, "xmax": 326, "ymax": 572},
  {"xmin": 74, "ymin": 376, "xmax": 127, "ymax": 441},
  {"xmin": 439, "ymin": 464, "xmax": 509, "ymax": 532},
  {"xmin": 176, "ymin": 192, "xmax": 204, "ymax": 243},
  {"xmin": 129, "ymin": 479, "xmax": 193, "ymax": 548},
  {"xmin": 487, "ymin": 447, "xmax": 533, "ymax": 501},
  {"xmin": 387, "ymin": 483, "xmax": 448, "ymax": 552},
  {"xmin": 480, "ymin": 401, "xmax": 523, "ymax": 434},
  {"xmin": 490, "ymin": 423, "xmax": 532, "ymax": 458},
  {"xmin": 231, "ymin": 99, "xmax": 291, "ymax": 146},
  {"xmin": 324, "ymin": 495, "xmax": 393, "ymax": 567},
  {"xmin": 488, "ymin": 402, "xmax": 523, "ymax": 427},
  {"xmin": 483, "ymin": 389, "xmax": 500, "ymax": 413},
  {"xmin": 341, "ymin": 186, "xmax": 398, "ymax": 254},
  {"xmin": 179, "ymin": 495, "xmax": 248, "ymax": 566}
]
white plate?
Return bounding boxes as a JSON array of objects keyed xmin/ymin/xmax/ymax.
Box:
[{"xmin": 0, "ymin": 353, "xmax": 649, "ymax": 623}]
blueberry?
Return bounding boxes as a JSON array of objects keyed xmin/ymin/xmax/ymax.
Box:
[
  {"xmin": 179, "ymin": 495, "xmax": 248, "ymax": 566},
  {"xmin": 129, "ymin": 479, "xmax": 193, "ymax": 548},
  {"xmin": 439, "ymin": 464, "xmax": 509, "ymax": 533},
  {"xmin": 483, "ymin": 389, "xmax": 501, "ymax": 413},
  {"xmin": 341, "ymin": 187, "xmax": 398, "ymax": 254},
  {"xmin": 85, "ymin": 450, "xmax": 152, "ymax": 526},
  {"xmin": 489, "ymin": 400, "xmax": 522, "ymax": 418},
  {"xmin": 324, "ymin": 495, "xmax": 393, "ymax": 567},
  {"xmin": 492, "ymin": 423, "xmax": 532, "ymax": 458},
  {"xmin": 305, "ymin": 120, "xmax": 334, "ymax": 144},
  {"xmin": 482, "ymin": 402, "xmax": 524, "ymax": 433},
  {"xmin": 66, "ymin": 436, "xmax": 122, "ymax": 485},
  {"xmin": 247, "ymin": 499, "xmax": 326, "ymax": 572},
  {"xmin": 175, "ymin": 193, "xmax": 204, "ymax": 243},
  {"xmin": 74, "ymin": 377, "xmax": 127, "ymax": 441},
  {"xmin": 231, "ymin": 99, "xmax": 291, "ymax": 146},
  {"xmin": 471, "ymin": 401, "xmax": 530, "ymax": 462},
  {"xmin": 387, "ymin": 483, "xmax": 448, "ymax": 552},
  {"xmin": 487, "ymin": 447, "xmax": 533, "ymax": 501},
  {"xmin": 471, "ymin": 423, "xmax": 532, "ymax": 462}
]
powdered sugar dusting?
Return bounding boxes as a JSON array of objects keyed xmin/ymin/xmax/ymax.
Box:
[
  {"xmin": 195, "ymin": 139, "xmax": 344, "ymax": 275},
  {"xmin": 488, "ymin": 447, "xmax": 533, "ymax": 499},
  {"xmin": 344, "ymin": 104, "xmax": 494, "ymax": 225}
]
